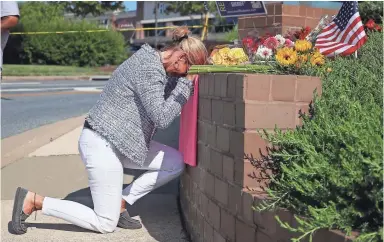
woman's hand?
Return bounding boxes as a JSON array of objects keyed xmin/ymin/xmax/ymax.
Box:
[{"xmin": 186, "ymin": 74, "xmax": 197, "ymax": 81}]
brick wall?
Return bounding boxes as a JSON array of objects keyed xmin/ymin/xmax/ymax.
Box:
[
  {"xmin": 179, "ymin": 73, "xmax": 353, "ymax": 242},
  {"xmin": 238, "ymin": 3, "xmax": 339, "ymax": 40}
]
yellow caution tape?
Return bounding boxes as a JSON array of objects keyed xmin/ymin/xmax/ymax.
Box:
[
  {"xmin": 9, "ymin": 24, "xmax": 235, "ymax": 35},
  {"xmin": 10, "ymin": 25, "xmax": 205, "ymax": 35}
]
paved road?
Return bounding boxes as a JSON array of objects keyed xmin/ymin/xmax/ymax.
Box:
[{"xmin": 1, "ymin": 80, "xmax": 106, "ymax": 138}]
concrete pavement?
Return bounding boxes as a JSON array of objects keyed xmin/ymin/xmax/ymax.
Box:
[{"xmin": 1, "ymin": 115, "xmax": 188, "ymax": 241}]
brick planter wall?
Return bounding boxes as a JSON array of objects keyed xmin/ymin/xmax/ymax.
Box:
[{"xmin": 179, "ymin": 73, "xmax": 353, "ymax": 242}]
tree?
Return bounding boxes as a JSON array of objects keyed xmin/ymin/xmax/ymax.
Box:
[
  {"xmin": 163, "ymin": 1, "xmax": 218, "ymax": 24},
  {"xmin": 51, "ymin": 1, "xmax": 124, "ymax": 18}
]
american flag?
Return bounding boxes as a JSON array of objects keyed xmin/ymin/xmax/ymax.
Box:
[{"xmin": 315, "ymin": 1, "xmax": 367, "ymax": 57}]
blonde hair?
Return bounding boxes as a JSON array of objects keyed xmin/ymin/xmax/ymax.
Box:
[{"xmin": 170, "ymin": 26, "xmax": 208, "ymax": 65}]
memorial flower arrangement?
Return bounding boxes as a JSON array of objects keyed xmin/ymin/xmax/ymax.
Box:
[{"xmin": 190, "ymin": 24, "xmax": 329, "ymax": 75}]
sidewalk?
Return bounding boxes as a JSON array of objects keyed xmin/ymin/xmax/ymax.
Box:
[
  {"xmin": 2, "ymin": 75, "xmax": 110, "ymax": 82},
  {"xmin": 1, "ymin": 116, "xmax": 188, "ymax": 242}
]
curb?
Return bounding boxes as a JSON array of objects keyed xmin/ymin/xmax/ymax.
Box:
[
  {"xmin": 1, "ymin": 75, "xmax": 110, "ymax": 81},
  {"xmin": 1, "ymin": 115, "xmax": 86, "ymax": 168}
]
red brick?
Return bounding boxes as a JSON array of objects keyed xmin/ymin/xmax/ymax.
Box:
[
  {"xmin": 274, "ymin": 209, "xmax": 295, "ymax": 241},
  {"xmin": 222, "ymin": 155, "xmax": 234, "ymax": 182},
  {"xmin": 271, "ymin": 75, "xmax": 296, "ymax": 101},
  {"xmin": 207, "ymin": 199, "xmax": 221, "ymax": 230},
  {"xmin": 283, "ymin": 16, "xmax": 306, "ymax": 27},
  {"xmin": 306, "ymin": 18, "xmax": 322, "ymax": 28},
  {"xmin": 198, "ymin": 143, "xmax": 211, "ymax": 170},
  {"xmin": 195, "ymin": 212, "xmax": 205, "ymax": 238},
  {"xmin": 208, "ymin": 74, "xmax": 215, "ymax": 96},
  {"xmin": 215, "ymin": 177, "xmax": 228, "ymax": 205},
  {"xmin": 214, "ymin": 73, "xmax": 228, "ymax": 97},
  {"xmin": 205, "ymin": 172, "xmax": 215, "ymax": 197},
  {"xmin": 273, "ymin": 15, "xmax": 283, "ymax": 25},
  {"xmin": 299, "ymin": 5, "xmax": 307, "ymax": 17},
  {"xmin": 227, "ymin": 74, "xmax": 238, "ymax": 99},
  {"xmin": 207, "ymin": 123, "xmax": 217, "ymax": 147},
  {"xmin": 295, "ymin": 76, "xmax": 322, "ymax": 102},
  {"xmin": 275, "ymin": 3, "xmax": 283, "ymax": 15},
  {"xmin": 236, "ymin": 219, "xmax": 256, "ymax": 242},
  {"xmin": 212, "ymin": 100, "xmax": 224, "ymax": 124},
  {"xmin": 238, "ymin": 17, "xmax": 246, "ymax": 29},
  {"xmin": 223, "ymin": 101, "xmax": 235, "ymax": 126},
  {"xmin": 198, "ymin": 98, "xmax": 212, "ymax": 121},
  {"xmin": 220, "ymin": 208, "xmax": 236, "ymax": 241},
  {"xmin": 244, "ymin": 17, "xmax": 267, "ymax": 28},
  {"xmin": 235, "ymin": 75, "xmax": 246, "ymax": 99},
  {"xmin": 296, "ymin": 103, "xmax": 310, "ymax": 126},
  {"xmin": 210, "ymin": 149, "xmax": 223, "ymax": 178},
  {"xmin": 228, "ymin": 184, "xmax": 243, "ymax": 216},
  {"xmin": 282, "ymin": 4, "xmax": 300, "ymax": 16},
  {"xmin": 243, "ymin": 103, "xmax": 296, "ymax": 129},
  {"xmin": 242, "ymin": 191, "xmax": 256, "ymax": 223},
  {"xmin": 213, "ymin": 230, "xmax": 226, "ymax": 242},
  {"xmin": 199, "ymin": 74, "xmax": 206, "ymax": 96},
  {"xmin": 265, "ymin": 3, "xmax": 275, "ymax": 15},
  {"xmin": 244, "ymin": 161, "xmax": 271, "ymax": 189},
  {"xmin": 234, "ymin": 159, "xmax": 245, "ymax": 187},
  {"xmin": 313, "ymin": 7, "xmax": 323, "ymax": 18},
  {"xmin": 229, "ymin": 130, "xmax": 244, "ymax": 158},
  {"xmin": 306, "ymin": 7, "xmax": 315, "ymax": 18},
  {"xmin": 204, "ymin": 220, "xmax": 214, "ymax": 242},
  {"xmin": 244, "ymin": 132, "xmax": 269, "ymax": 161},
  {"xmin": 253, "ymin": 209, "xmax": 277, "ymax": 235},
  {"xmin": 245, "ymin": 74, "xmax": 271, "ymax": 101},
  {"xmin": 198, "ymin": 121, "xmax": 206, "ymax": 143},
  {"xmin": 256, "ymin": 231, "xmax": 274, "ymax": 242},
  {"xmin": 200, "ymin": 193, "xmax": 209, "ymax": 218},
  {"xmin": 235, "ymin": 103, "xmax": 245, "ymax": 128},
  {"xmin": 216, "ymin": 126, "xmax": 230, "ymax": 152}
]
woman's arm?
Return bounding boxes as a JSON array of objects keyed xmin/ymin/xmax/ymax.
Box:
[{"xmin": 133, "ymin": 67, "xmax": 193, "ymax": 129}]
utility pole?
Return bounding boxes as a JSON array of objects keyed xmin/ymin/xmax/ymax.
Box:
[{"xmin": 154, "ymin": 2, "xmax": 159, "ymax": 49}]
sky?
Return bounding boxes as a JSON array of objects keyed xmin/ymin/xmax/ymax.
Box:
[{"xmin": 124, "ymin": 1, "xmax": 137, "ymax": 11}]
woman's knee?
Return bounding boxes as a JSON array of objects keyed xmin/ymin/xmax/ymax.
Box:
[{"xmin": 97, "ymin": 215, "xmax": 119, "ymax": 234}]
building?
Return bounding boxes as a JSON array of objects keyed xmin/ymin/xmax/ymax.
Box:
[{"xmin": 133, "ymin": 1, "xmax": 238, "ymax": 48}]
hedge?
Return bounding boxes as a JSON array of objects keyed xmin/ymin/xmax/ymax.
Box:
[
  {"xmin": 4, "ymin": 2, "xmax": 127, "ymax": 67},
  {"xmin": 252, "ymin": 30, "xmax": 383, "ymax": 241}
]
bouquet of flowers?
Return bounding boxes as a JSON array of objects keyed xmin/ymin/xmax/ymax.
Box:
[{"xmin": 209, "ymin": 45, "xmax": 249, "ymax": 65}]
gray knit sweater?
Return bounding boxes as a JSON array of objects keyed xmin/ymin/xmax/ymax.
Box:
[{"xmin": 86, "ymin": 44, "xmax": 192, "ymax": 166}]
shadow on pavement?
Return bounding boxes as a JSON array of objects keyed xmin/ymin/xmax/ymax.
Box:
[{"xmin": 7, "ymin": 119, "xmax": 188, "ymax": 241}]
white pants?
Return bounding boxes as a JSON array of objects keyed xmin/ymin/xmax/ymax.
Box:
[{"xmin": 42, "ymin": 128, "xmax": 185, "ymax": 233}]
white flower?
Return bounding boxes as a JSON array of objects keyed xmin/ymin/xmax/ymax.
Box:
[
  {"xmin": 275, "ymin": 34, "xmax": 286, "ymax": 47},
  {"xmin": 256, "ymin": 46, "xmax": 273, "ymax": 59}
]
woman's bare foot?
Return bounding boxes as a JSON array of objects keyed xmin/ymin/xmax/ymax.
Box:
[
  {"xmin": 23, "ymin": 191, "xmax": 44, "ymax": 215},
  {"xmin": 120, "ymin": 199, "xmax": 126, "ymax": 213}
]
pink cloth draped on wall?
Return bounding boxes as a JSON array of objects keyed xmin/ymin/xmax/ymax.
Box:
[{"xmin": 178, "ymin": 76, "xmax": 199, "ymax": 167}]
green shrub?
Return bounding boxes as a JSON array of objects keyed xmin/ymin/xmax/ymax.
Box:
[
  {"xmin": 251, "ymin": 31, "xmax": 383, "ymax": 241},
  {"xmin": 4, "ymin": 2, "xmax": 127, "ymax": 67},
  {"xmin": 359, "ymin": 1, "xmax": 383, "ymax": 24}
]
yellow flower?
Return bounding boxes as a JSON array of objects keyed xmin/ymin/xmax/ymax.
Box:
[
  {"xmin": 218, "ymin": 47, "xmax": 231, "ymax": 59},
  {"xmin": 327, "ymin": 67, "xmax": 332, "ymax": 73},
  {"xmin": 211, "ymin": 52, "xmax": 223, "ymax": 65},
  {"xmin": 228, "ymin": 48, "xmax": 248, "ymax": 63},
  {"xmin": 298, "ymin": 54, "xmax": 309, "ymax": 63},
  {"xmin": 295, "ymin": 40, "xmax": 312, "ymax": 52},
  {"xmin": 310, "ymin": 54, "xmax": 325, "ymax": 66},
  {"xmin": 276, "ymin": 47, "xmax": 298, "ymax": 66}
]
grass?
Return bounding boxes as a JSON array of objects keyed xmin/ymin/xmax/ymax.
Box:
[{"xmin": 2, "ymin": 65, "xmax": 114, "ymax": 76}]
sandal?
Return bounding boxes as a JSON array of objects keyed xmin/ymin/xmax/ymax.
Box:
[{"xmin": 11, "ymin": 187, "xmax": 37, "ymax": 234}]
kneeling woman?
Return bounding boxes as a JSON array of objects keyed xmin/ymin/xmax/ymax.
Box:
[{"xmin": 12, "ymin": 26, "xmax": 207, "ymax": 234}]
